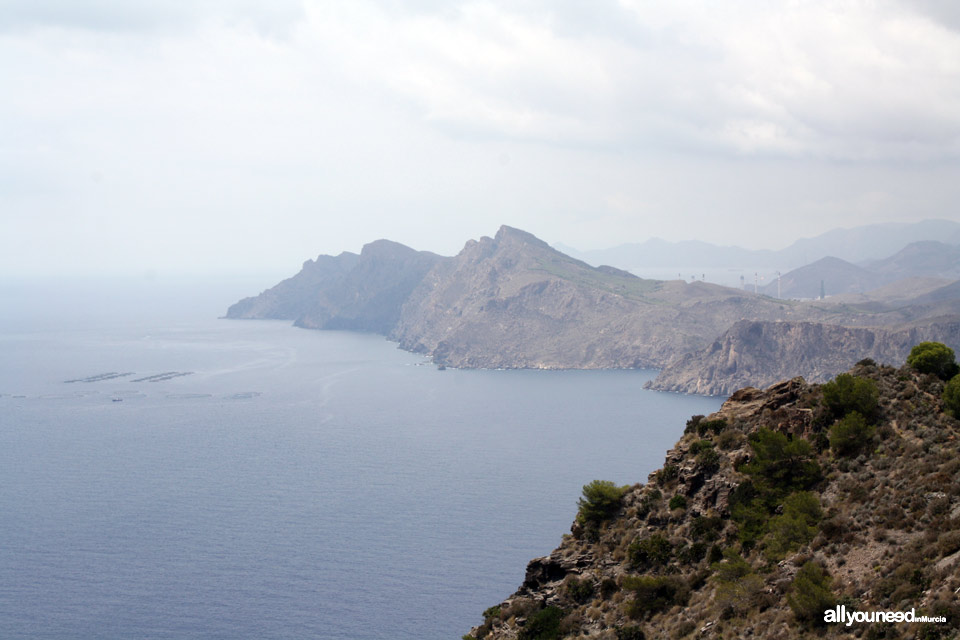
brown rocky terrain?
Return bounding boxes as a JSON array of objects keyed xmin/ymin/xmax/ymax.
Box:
[
  {"xmin": 390, "ymin": 226, "xmax": 817, "ymax": 369},
  {"xmin": 465, "ymin": 360, "xmax": 960, "ymax": 640},
  {"xmin": 225, "ymin": 226, "xmax": 960, "ymax": 394},
  {"xmin": 647, "ymin": 319, "xmax": 960, "ymax": 396}
]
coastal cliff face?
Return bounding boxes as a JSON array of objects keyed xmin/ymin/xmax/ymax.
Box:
[
  {"xmin": 390, "ymin": 226, "xmax": 804, "ymax": 369},
  {"xmin": 647, "ymin": 320, "xmax": 960, "ymax": 396},
  {"xmin": 225, "ymin": 240, "xmax": 445, "ymax": 333},
  {"xmin": 225, "ymin": 226, "xmax": 960, "ymax": 393},
  {"xmin": 466, "ymin": 362, "xmax": 960, "ymax": 639}
]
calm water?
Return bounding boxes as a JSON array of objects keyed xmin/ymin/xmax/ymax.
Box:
[{"xmin": 0, "ymin": 278, "xmax": 723, "ymax": 639}]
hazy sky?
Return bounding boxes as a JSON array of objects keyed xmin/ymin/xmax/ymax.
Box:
[{"xmin": 3, "ymin": 0, "xmax": 960, "ymax": 276}]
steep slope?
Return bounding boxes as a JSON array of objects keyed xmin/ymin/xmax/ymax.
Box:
[
  {"xmin": 225, "ymin": 240, "xmax": 445, "ymax": 333},
  {"xmin": 467, "ymin": 361, "xmax": 960, "ymax": 640},
  {"xmin": 226, "ymin": 251, "xmax": 360, "ymax": 320},
  {"xmin": 647, "ymin": 319, "xmax": 960, "ymax": 395},
  {"xmin": 390, "ymin": 226, "xmax": 807, "ymax": 369}
]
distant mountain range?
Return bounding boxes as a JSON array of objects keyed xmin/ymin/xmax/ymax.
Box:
[
  {"xmin": 758, "ymin": 240, "xmax": 960, "ymax": 299},
  {"xmin": 226, "ymin": 223, "xmax": 960, "ymax": 395},
  {"xmin": 556, "ymin": 219, "xmax": 960, "ymax": 272}
]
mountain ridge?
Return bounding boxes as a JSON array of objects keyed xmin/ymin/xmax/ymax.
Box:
[
  {"xmin": 225, "ymin": 225, "xmax": 960, "ymax": 395},
  {"xmin": 465, "ymin": 358, "xmax": 960, "ymax": 639}
]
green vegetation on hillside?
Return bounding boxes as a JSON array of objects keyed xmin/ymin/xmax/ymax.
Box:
[{"xmin": 467, "ymin": 345, "xmax": 960, "ymax": 640}]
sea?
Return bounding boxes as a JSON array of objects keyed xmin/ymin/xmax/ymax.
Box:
[{"xmin": 0, "ymin": 277, "xmax": 723, "ymax": 639}]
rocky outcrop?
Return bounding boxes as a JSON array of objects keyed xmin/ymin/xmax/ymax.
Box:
[
  {"xmin": 225, "ymin": 240, "xmax": 445, "ymax": 333},
  {"xmin": 225, "ymin": 226, "xmax": 960, "ymax": 392},
  {"xmin": 647, "ymin": 319, "xmax": 960, "ymax": 395},
  {"xmin": 466, "ymin": 361, "xmax": 960, "ymax": 639},
  {"xmin": 389, "ymin": 226, "xmax": 809, "ymax": 369}
]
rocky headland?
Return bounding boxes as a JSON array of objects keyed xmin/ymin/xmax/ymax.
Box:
[
  {"xmin": 646, "ymin": 319, "xmax": 960, "ymax": 396},
  {"xmin": 226, "ymin": 225, "xmax": 960, "ymax": 395},
  {"xmin": 465, "ymin": 358, "xmax": 960, "ymax": 639}
]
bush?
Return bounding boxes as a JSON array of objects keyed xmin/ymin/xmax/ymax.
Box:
[
  {"xmin": 669, "ymin": 494, "xmax": 688, "ymax": 510},
  {"xmin": 944, "ymin": 374, "xmax": 960, "ymax": 419},
  {"xmin": 907, "ymin": 342, "xmax": 960, "ymax": 380},
  {"xmin": 741, "ymin": 428, "xmax": 822, "ymax": 495},
  {"xmin": 563, "ymin": 577, "xmax": 594, "ymax": 603},
  {"xmin": 711, "ymin": 554, "xmax": 766, "ymax": 616},
  {"xmin": 698, "ymin": 418, "xmax": 728, "ymax": 437},
  {"xmin": 822, "ymin": 374, "xmax": 880, "ymax": 421},
  {"xmin": 711, "ymin": 550, "xmax": 753, "ymax": 583},
  {"xmin": 656, "ymin": 465, "xmax": 678, "ymax": 486},
  {"xmin": 615, "ymin": 626, "xmax": 646, "ymax": 640},
  {"xmin": 518, "ymin": 606, "xmax": 564, "ymax": 640},
  {"xmin": 788, "ymin": 561, "xmax": 834, "ymax": 627},
  {"xmin": 629, "ymin": 534, "xmax": 673, "ymax": 569},
  {"xmin": 685, "ymin": 415, "xmax": 705, "ymax": 436},
  {"xmin": 696, "ymin": 448, "xmax": 721, "ymax": 474},
  {"xmin": 689, "ymin": 439, "xmax": 714, "ymax": 454},
  {"xmin": 763, "ymin": 493, "xmax": 822, "ymax": 560},
  {"xmin": 622, "ymin": 575, "xmax": 688, "ymax": 619},
  {"xmin": 577, "ymin": 480, "xmax": 627, "ymax": 526},
  {"xmin": 691, "ymin": 516, "xmax": 723, "ymax": 542},
  {"xmin": 829, "ymin": 411, "xmax": 876, "ymax": 457}
]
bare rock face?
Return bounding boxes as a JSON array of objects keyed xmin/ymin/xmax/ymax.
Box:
[
  {"xmin": 225, "ymin": 225, "xmax": 960, "ymax": 392},
  {"xmin": 226, "ymin": 251, "xmax": 359, "ymax": 320},
  {"xmin": 225, "ymin": 240, "xmax": 445, "ymax": 334},
  {"xmin": 389, "ymin": 226, "xmax": 798, "ymax": 369},
  {"xmin": 647, "ymin": 319, "xmax": 960, "ymax": 395}
]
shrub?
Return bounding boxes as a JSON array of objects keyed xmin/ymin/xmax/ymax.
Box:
[
  {"xmin": 788, "ymin": 561, "xmax": 834, "ymax": 627},
  {"xmin": 944, "ymin": 374, "xmax": 960, "ymax": 419},
  {"xmin": 615, "ymin": 626, "xmax": 646, "ymax": 640},
  {"xmin": 696, "ymin": 448, "xmax": 721, "ymax": 474},
  {"xmin": 763, "ymin": 493, "xmax": 822, "ymax": 560},
  {"xmin": 685, "ymin": 415, "xmax": 705, "ymax": 436},
  {"xmin": 600, "ymin": 578, "xmax": 618, "ymax": 599},
  {"xmin": 907, "ymin": 342, "xmax": 960, "ymax": 380},
  {"xmin": 711, "ymin": 550, "xmax": 753, "ymax": 583},
  {"xmin": 938, "ymin": 530, "xmax": 960, "ymax": 557},
  {"xmin": 741, "ymin": 428, "xmax": 822, "ymax": 495},
  {"xmin": 707, "ymin": 544, "xmax": 723, "ymax": 564},
  {"xmin": 691, "ymin": 516, "xmax": 723, "ymax": 542},
  {"xmin": 669, "ymin": 494, "xmax": 688, "ymax": 510},
  {"xmin": 629, "ymin": 534, "xmax": 673, "ymax": 569},
  {"xmin": 690, "ymin": 439, "xmax": 714, "ymax": 454},
  {"xmin": 518, "ymin": 606, "xmax": 564, "ymax": 640},
  {"xmin": 677, "ymin": 541, "xmax": 707, "ymax": 564},
  {"xmin": 829, "ymin": 411, "xmax": 876, "ymax": 457},
  {"xmin": 622, "ymin": 575, "xmax": 688, "ymax": 619},
  {"xmin": 563, "ymin": 577, "xmax": 594, "ymax": 603},
  {"xmin": 656, "ymin": 465, "xmax": 678, "ymax": 486},
  {"xmin": 698, "ymin": 418, "xmax": 728, "ymax": 437},
  {"xmin": 821, "ymin": 374, "xmax": 880, "ymax": 421},
  {"xmin": 577, "ymin": 480, "xmax": 627, "ymax": 526},
  {"xmin": 715, "ymin": 572, "xmax": 764, "ymax": 616}
]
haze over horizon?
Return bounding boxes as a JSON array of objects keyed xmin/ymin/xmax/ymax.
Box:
[{"xmin": 3, "ymin": 1, "xmax": 960, "ymax": 277}]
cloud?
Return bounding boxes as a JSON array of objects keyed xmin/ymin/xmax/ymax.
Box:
[
  {"xmin": 290, "ymin": 0, "xmax": 960, "ymax": 160},
  {"xmin": 0, "ymin": 0, "xmax": 305, "ymax": 36}
]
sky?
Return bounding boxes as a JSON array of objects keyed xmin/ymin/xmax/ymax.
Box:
[{"xmin": 2, "ymin": 0, "xmax": 960, "ymax": 277}]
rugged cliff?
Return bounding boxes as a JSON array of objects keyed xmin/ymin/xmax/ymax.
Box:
[
  {"xmin": 225, "ymin": 239, "xmax": 445, "ymax": 333},
  {"xmin": 389, "ymin": 226, "xmax": 807, "ymax": 369},
  {"xmin": 225, "ymin": 226, "xmax": 960, "ymax": 392},
  {"xmin": 647, "ymin": 319, "xmax": 960, "ymax": 396},
  {"xmin": 466, "ymin": 360, "xmax": 960, "ymax": 639}
]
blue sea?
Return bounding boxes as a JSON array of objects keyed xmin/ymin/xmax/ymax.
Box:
[{"xmin": 0, "ymin": 277, "xmax": 723, "ymax": 639}]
